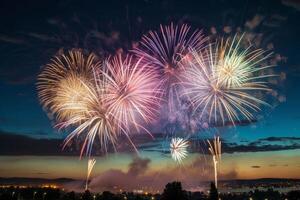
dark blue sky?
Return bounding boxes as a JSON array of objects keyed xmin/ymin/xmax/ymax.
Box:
[
  {"xmin": 1, "ymin": 0, "xmax": 299, "ymax": 140},
  {"xmin": 0, "ymin": 0, "xmax": 300, "ymax": 185}
]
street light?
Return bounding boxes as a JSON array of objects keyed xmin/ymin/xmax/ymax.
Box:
[
  {"xmin": 33, "ymin": 191, "xmax": 37, "ymax": 200},
  {"xmin": 43, "ymin": 192, "xmax": 47, "ymax": 200}
]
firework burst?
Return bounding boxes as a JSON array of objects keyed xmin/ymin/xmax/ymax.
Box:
[
  {"xmin": 61, "ymin": 72, "xmax": 120, "ymax": 156},
  {"xmin": 101, "ymin": 54, "xmax": 162, "ymax": 134},
  {"xmin": 37, "ymin": 50, "xmax": 97, "ymax": 122},
  {"xmin": 37, "ymin": 50, "xmax": 119, "ymax": 156},
  {"xmin": 38, "ymin": 50, "xmax": 162, "ymax": 157},
  {"xmin": 181, "ymin": 34, "xmax": 274, "ymax": 125},
  {"xmin": 133, "ymin": 23, "xmax": 206, "ymax": 113},
  {"xmin": 170, "ymin": 137, "xmax": 189, "ymax": 163}
]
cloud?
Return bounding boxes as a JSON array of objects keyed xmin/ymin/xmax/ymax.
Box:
[
  {"xmin": 223, "ymin": 26, "xmax": 232, "ymax": 33},
  {"xmin": 141, "ymin": 135, "xmax": 300, "ymax": 155},
  {"xmin": 245, "ymin": 15, "xmax": 264, "ymax": 30},
  {"xmin": 27, "ymin": 32, "xmax": 60, "ymax": 43},
  {"xmin": 0, "ymin": 35, "xmax": 26, "ymax": 44},
  {"xmin": 0, "ymin": 70, "xmax": 36, "ymax": 85},
  {"xmin": 222, "ymin": 143, "xmax": 300, "ymax": 154},
  {"xmin": 219, "ymin": 170, "xmax": 238, "ymax": 181},
  {"xmin": 83, "ymin": 156, "xmax": 237, "ymax": 192},
  {"xmin": 220, "ymin": 136, "xmax": 300, "ymax": 154},
  {"xmin": 282, "ymin": 0, "xmax": 300, "ymax": 11},
  {"xmin": 257, "ymin": 137, "xmax": 300, "ymax": 142},
  {"xmin": 1, "ymin": 130, "xmax": 300, "ymax": 156},
  {"xmin": 88, "ymin": 157, "xmax": 153, "ymax": 191},
  {"xmin": 35, "ymin": 172, "xmax": 50, "ymax": 175},
  {"xmin": 128, "ymin": 157, "xmax": 151, "ymax": 176},
  {"xmin": 269, "ymin": 164, "xmax": 277, "ymax": 167},
  {"xmin": 251, "ymin": 166, "xmax": 261, "ymax": 168},
  {"xmin": 0, "ymin": 131, "xmax": 74, "ymax": 156},
  {"xmin": 0, "ymin": 131, "xmax": 152, "ymax": 156}
]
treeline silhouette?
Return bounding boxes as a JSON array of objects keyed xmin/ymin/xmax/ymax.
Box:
[{"xmin": 0, "ymin": 182, "xmax": 299, "ymax": 200}]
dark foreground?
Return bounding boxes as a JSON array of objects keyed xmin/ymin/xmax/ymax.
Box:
[{"xmin": 0, "ymin": 182, "xmax": 299, "ymax": 200}]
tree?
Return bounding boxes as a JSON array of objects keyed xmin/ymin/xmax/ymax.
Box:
[
  {"xmin": 62, "ymin": 191, "xmax": 76, "ymax": 200},
  {"xmin": 82, "ymin": 190, "xmax": 93, "ymax": 200},
  {"xmin": 287, "ymin": 190, "xmax": 300, "ymax": 200},
  {"xmin": 209, "ymin": 182, "xmax": 218, "ymax": 200},
  {"xmin": 100, "ymin": 191, "xmax": 115, "ymax": 200},
  {"xmin": 161, "ymin": 181, "xmax": 188, "ymax": 200}
]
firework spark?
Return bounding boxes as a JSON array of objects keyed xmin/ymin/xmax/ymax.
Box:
[
  {"xmin": 37, "ymin": 50, "xmax": 97, "ymax": 123},
  {"xmin": 101, "ymin": 54, "xmax": 162, "ymax": 134},
  {"xmin": 170, "ymin": 137, "xmax": 189, "ymax": 163},
  {"xmin": 85, "ymin": 158, "xmax": 96, "ymax": 191},
  {"xmin": 37, "ymin": 50, "xmax": 119, "ymax": 156},
  {"xmin": 61, "ymin": 72, "xmax": 120, "ymax": 156},
  {"xmin": 133, "ymin": 23, "xmax": 206, "ymax": 113},
  {"xmin": 181, "ymin": 34, "xmax": 274, "ymax": 125},
  {"xmin": 38, "ymin": 50, "xmax": 161, "ymax": 157},
  {"xmin": 207, "ymin": 136, "xmax": 221, "ymax": 188}
]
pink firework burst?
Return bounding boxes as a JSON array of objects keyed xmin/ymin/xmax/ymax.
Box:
[
  {"xmin": 101, "ymin": 54, "xmax": 162, "ymax": 136},
  {"xmin": 133, "ymin": 23, "xmax": 207, "ymax": 114}
]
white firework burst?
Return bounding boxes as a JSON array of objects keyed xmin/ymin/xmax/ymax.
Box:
[
  {"xmin": 170, "ymin": 137, "xmax": 189, "ymax": 163},
  {"xmin": 181, "ymin": 34, "xmax": 274, "ymax": 125}
]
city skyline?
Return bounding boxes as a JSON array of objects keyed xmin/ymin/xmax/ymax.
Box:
[{"xmin": 0, "ymin": 0, "xmax": 300, "ymax": 192}]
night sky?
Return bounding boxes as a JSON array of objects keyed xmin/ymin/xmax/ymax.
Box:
[{"xmin": 0, "ymin": 0, "xmax": 300, "ymax": 191}]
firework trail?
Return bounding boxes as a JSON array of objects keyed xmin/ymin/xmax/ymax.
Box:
[
  {"xmin": 101, "ymin": 54, "xmax": 162, "ymax": 134},
  {"xmin": 181, "ymin": 34, "xmax": 274, "ymax": 125},
  {"xmin": 133, "ymin": 23, "xmax": 206, "ymax": 116},
  {"xmin": 85, "ymin": 158, "xmax": 96, "ymax": 191},
  {"xmin": 207, "ymin": 136, "xmax": 221, "ymax": 188},
  {"xmin": 170, "ymin": 137, "xmax": 189, "ymax": 163}
]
